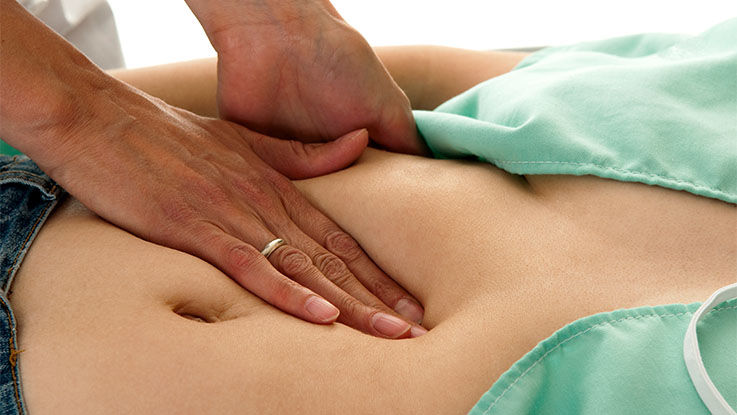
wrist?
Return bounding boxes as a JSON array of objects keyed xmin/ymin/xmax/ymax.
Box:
[
  {"xmin": 187, "ymin": 0, "xmax": 343, "ymax": 55},
  {"xmin": 14, "ymin": 64, "xmax": 114, "ymax": 169}
]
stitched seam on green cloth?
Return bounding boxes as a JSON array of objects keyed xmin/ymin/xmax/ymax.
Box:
[
  {"xmin": 491, "ymin": 159, "xmax": 735, "ymax": 199},
  {"xmin": 481, "ymin": 304, "xmax": 737, "ymax": 413}
]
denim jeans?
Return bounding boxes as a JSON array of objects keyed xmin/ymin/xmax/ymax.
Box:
[{"xmin": 0, "ymin": 155, "xmax": 66, "ymax": 414}]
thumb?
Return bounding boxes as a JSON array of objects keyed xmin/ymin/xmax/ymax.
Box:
[
  {"xmin": 369, "ymin": 104, "xmax": 430, "ymax": 156},
  {"xmin": 249, "ymin": 129, "xmax": 369, "ymax": 179}
]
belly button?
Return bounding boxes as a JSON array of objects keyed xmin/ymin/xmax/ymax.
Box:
[{"xmin": 178, "ymin": 313, "xmax": 209, "ymax": 323}]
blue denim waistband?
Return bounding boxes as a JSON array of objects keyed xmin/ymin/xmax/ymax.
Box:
[{"xmin": 0, "ymin": 155, "xmax": 66, "ymax": 415}]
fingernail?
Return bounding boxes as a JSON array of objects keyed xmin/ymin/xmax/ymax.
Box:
[
  {"xmin": 394, "ymin": 298, "xmax": 424, "ymax": 324},
  {"xmin": 371, "ymin": 312, "xmax": 411, "ymax": 338},
  {"xmin": 305, "ymin": 296, "xmax": 340, "ymax": 323},
  {"xmin": 338, "ymin": 128, "xmax": 367, "ymax": 142},
  {"xmin": 410, "ymin": 325, "xmax": 428, "ymax": 338}
]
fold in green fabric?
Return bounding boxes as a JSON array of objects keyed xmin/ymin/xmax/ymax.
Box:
[
  {"xmin": 415, "ymin": 19, "xmax": 737, "ymax": 204},
  {"xmin": 468, "ymin": 300, "xmax": 737, "ymax": 414}
]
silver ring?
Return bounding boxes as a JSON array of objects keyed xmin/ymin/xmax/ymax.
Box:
[{"xmin": 260, "ymin": 238, "xmax": 286, "ymax": 258}]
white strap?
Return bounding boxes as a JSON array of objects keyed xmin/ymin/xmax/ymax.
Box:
[{"xmin": 683, "ymin": 283, "xmax": 737, "ymax": 415}]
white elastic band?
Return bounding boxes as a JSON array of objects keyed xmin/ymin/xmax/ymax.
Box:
[{"xmin": 683, "ymin": 283, "xmax": 737, "ymax": 415}]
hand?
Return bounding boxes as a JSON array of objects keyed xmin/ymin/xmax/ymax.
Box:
[
  {"xmin": 188, "ymin": 0, "xmax": 427, "ymax": 154},
  {"xmin": 0, "ymin": 0, "xmax": 425, "ymax": 338},
  {"xmin": 45, "ymin": 87, "xmax": 425, "ymax": 338}
]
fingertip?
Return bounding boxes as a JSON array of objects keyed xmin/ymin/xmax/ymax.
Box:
[
  {"xmin": 336, "ymin": 128, "xmax": 369, "ymax": 146},
  {"xmin": 371, "ymin": 109, "xmax": 429, "ymax": 156},
  {"xmin": 305, "ymin": 295, "xmax": 340, "ymax": 323},
  {"xmin": 280, "ymin": 129, "xmax": 368, "ymax": 179},
  {"xmin": 394, "ymin": 298, "xmax": 424, "ymax": 324},
  {"xmin": 392, "ymin": 126, "xmax": 430, "ymax": 156},
  {"xmin": 329, "ymin": 128, "xmax": 369, "ymax": 162},
  {"xmin": 408, "ymin": 128, "xmax": 432, "ymax": 156},
  {"xmin": 410, "ymin": 325, "xmax": 428, "ymax": 338},
  {"xmin": 371, "ymin": 312, "xmax": 412, "ymax": 339}
]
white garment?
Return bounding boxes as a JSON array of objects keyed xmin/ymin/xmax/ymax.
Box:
[{"xmin": 20, "ymin": 0, "xmax": 125, "ymax": 69}]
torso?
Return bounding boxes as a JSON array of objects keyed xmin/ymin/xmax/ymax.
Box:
[{"xmin": 10, "ymin": 149, "xmax": 736, "ymax": 414}]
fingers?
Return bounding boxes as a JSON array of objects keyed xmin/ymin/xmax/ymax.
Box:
[
  {"xmin": 369, "ymin": 91, "xmax": 431, "ymax": 156},
  {"xmin": 184, "ymin": 220, "xmax": 418, "ymax": 339},
  {"xmin": 248, "ymin": 128, "xmax": 369, "ymax": 180},
  {"xmin": 255, "ymin": 203, "xmax": 426, "ymax": 337},
  {"xmin": 375, "ymin": 124, "xmax": 429, "ymax": 157},
  {"xmin": 267, "ymin": 243, "xmax": 414, "ymax": 339},
  {"xmin": 291, "ymin": 226, "xmax": 423, "ymax": 323},
  {"xmin": 281, "ymin": 188, "xmax": 425, "ymax": 325},
  {"xmin": 321, "ymin": 231, "xmax": 425, "ymax": 323},
  {"xmin": 245, "ymin": 125, "xmax": 425, "ymax": 323},
  {"xmin": 185, "ymin": 224, "xmax": 340, "ymax": 325},
  {"xmin": 163, "ymin": 124, "xmax": 424, "ymax": 338}
]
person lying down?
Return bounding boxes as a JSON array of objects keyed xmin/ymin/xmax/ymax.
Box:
[{"xmin": 2, "ymin": 19, "xmax": 736, "ymax": 414}]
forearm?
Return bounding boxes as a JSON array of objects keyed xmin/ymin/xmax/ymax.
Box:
[
  {"xmin": 0, "ymin": 0, "xmax": 133, "ymax": 171},
  {"xmin": 375, "ymin": 46, "xmax": 529, "ymax": 110},
  {"xmin": 109, "ymin": 58, "xmax": 218, "ymax": 117}
]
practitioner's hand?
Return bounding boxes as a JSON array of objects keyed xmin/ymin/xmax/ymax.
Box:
[
  {"xmin": 185, "ymin": 0, "xmax": 427, "ymax": 155},
  {"xmin": 40, "ymin": 86, "xmax": 424, "ymax": 339},
  {"xmin": 0, "ymin": 0, "xmax": 425, "ymax": 338}
]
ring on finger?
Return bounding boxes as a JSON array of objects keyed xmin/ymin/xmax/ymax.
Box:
[{"xmin": 261, "ymin": 238, "xmax": 287, "ymax": 258}]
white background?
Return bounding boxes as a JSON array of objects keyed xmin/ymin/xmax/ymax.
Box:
[{"xmin": 107, "ymin": 0, "xmax": 737, "ymax": 69}]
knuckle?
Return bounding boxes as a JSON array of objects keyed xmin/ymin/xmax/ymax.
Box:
[
  {"xmin": 224, "ymin": 243, "xmax": 259, "ymax": 273},
  {"xmin": 191, "ymin": 178, "xmax": 230, "ymax": 206},
  {"xmin": 367, "ymin": 278, "xmax": 394, "ymax": 302},
  {"xmin": 277, "ymin": 247, "xmax": 313, "ymax": 276},
  {"xmin": 324, "ymin": 231, "xmax": 363, "ymax": 263},
  {"xmin": 334, "ymin": 294, "xmax": 367, "ymax": 322},
  {"xmin": 271, "ymin": 174, "xmax": 296, "ymax": 195},
  {"xmin": 314, "ymin": 252, "xmax": 351, "ymax": 283},
  {"xmin": 259, "ymin": 167, "xmax": 294, "ymax": 196},
  {"xmin": 288, "ymin": 139, "xmax": 310, "ymax": 160},
  {"xmin": 186, "ymin": 220, "xmax": 223, "ymax": 247},
  {"xmin": 269, "ymin": 277, "xmax": 303, "ymax": 308},
  {"xmin": 234, "ymin": 177, "xmax": 274, "ymax": 211},
  {"xmin": 159, "ymin": 197, "xmax": 197, "ymax": 227}
]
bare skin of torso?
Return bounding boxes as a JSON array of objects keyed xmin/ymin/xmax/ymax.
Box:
[{"xmin": 9, "ymin": 148, "xmax": 736, "ymax": 414}]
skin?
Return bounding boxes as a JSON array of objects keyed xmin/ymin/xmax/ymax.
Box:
[
  {"xmin": 10, "ymin": 148, "xmax": 736, "ymax": 414},
  {"xmin": 108, "ymin": 47, "xmax": 531, "ymax": 115},
  {"xmin": 184, "ymin": 0, "xmax": 423, "ymax": 152},
  {"xmin": 0, "ymin": 0, "xmax": 425, "ymax": 337},
  {"xmin": 9, "ymin": 47, "xmax": 737, "ymax": 413}
]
